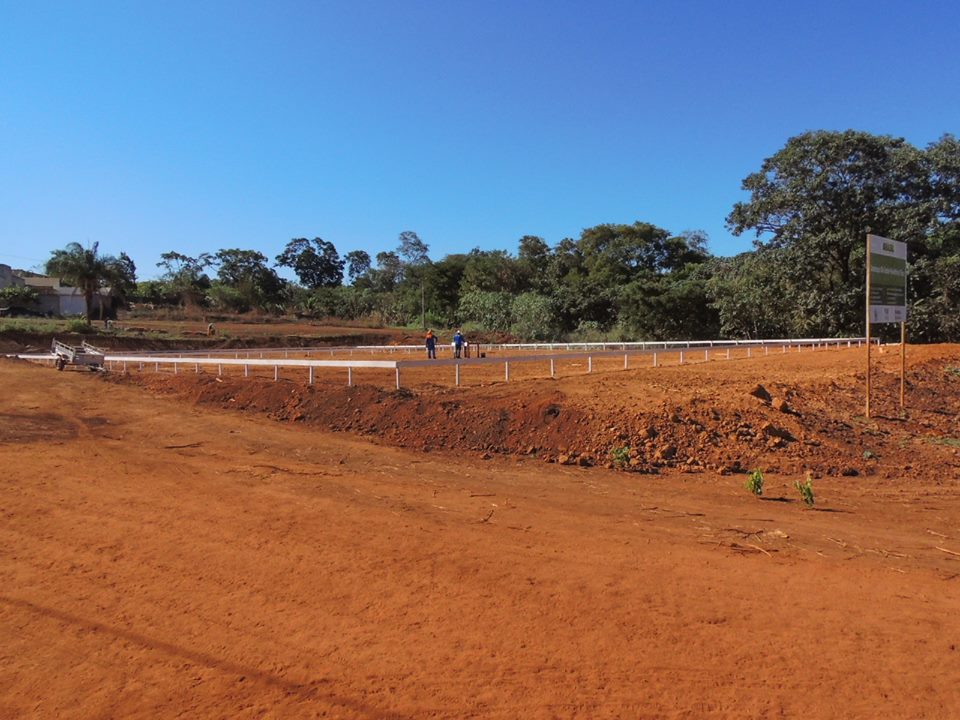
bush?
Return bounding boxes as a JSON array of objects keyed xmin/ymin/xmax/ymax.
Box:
[
  {"xmin": 66, "ymin": 319, "xmax": 91, "ymax": 333},
  {"xmin": 206, "ymin": 283, "xmax": 250, "ymax": 313},
  {"xmin": 457, "ymin": 290, "xmax": 514, "ymax": 332},
  {"xmin": 0, "ymin": 286, "xmax": 40, "ymax": 307},
  {"xmin": 511, "ymin": 293, "xmax": 561, "ymax": 341}
]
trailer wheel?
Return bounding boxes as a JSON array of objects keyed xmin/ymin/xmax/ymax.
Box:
[{"xmin": 55, "ymin": 358, "xmax": 65, "ymax": 371}]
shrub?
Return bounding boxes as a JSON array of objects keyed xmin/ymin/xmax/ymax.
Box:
[
  {"xmin": 457, "ymin": 290, "xmax": 514, "ymax": 332},
  {"xmin": 0, "ymin": 286, "xmax": 40, "ymax": 307},
  {"xmin": 745, "ymin": 468, "xmax": 764, "ymax": 496},
  {"xmin": 66, "ymin": 319, "xmax": 91, "ymax": 333},
  {"xmin": 511, "ymin": 293, "xmax": 561, "ymax": 341}
]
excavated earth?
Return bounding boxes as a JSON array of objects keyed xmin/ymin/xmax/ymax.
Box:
[{"xmin": 125, "ymin": 344, "xmax": 960, "ymax": 480}]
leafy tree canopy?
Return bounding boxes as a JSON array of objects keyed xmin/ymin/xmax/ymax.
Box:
[{"xmin": 275, "ymin": 237, "xmax": 344, "ymax": 289}]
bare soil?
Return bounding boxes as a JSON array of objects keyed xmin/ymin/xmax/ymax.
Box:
[{"xmin": 2, "ymin": 345, "xmax": 959, "ymax": 718}]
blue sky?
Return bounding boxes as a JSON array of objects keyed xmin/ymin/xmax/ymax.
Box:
[{"xmin": 1, "ymin": 0, "xmax": 957, "ymax": 280}]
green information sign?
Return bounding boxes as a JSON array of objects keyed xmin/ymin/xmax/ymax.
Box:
[{"xmin": 867, "ymin": 234, "xmax": 906, "ymax": 324}]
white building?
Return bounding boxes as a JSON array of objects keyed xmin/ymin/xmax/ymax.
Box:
[{"xmin": 0, "ymin": 263, "xmax": 108, "ymax": 316}]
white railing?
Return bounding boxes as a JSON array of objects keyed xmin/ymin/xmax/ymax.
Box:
[{"xmin": 11, "ymin": 336, "xmax": 873, "ymax": 389}]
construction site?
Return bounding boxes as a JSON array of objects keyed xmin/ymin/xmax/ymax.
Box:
[{"xmin": 2, "ymin": 330, "xmax": 959, "ymax": 718}]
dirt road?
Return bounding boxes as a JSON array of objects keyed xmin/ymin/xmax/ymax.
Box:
[{"xmin": 1, "ymin": 357, "xmax": 959, "ymax": 718}]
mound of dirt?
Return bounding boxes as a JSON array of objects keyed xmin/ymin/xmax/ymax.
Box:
[{"xmin": 117, "ymin": 346, "xmax": 960, "ymax": 479}]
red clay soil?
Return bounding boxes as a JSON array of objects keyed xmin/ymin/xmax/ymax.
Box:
[
  {"xmin": 126, "ymin": 344, "xmax": 960, "ymax": 479},
  {"xmin": 2, "ymin": 349, "xmax": 960, "ymax": 719}
]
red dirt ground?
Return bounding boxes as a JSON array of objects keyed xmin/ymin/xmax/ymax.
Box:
[{"xmin": 2, "ymin": 345, "xmax": 960, "ymax": 718}]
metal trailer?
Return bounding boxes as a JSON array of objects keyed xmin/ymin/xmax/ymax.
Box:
[{"xmin": 52, "ymin": 339, "xmax": 105, "ymax": 371}]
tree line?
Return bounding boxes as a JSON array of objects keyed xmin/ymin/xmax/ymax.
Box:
[{"xmin": 38, "ymin": 130, "xmax": 960, "ymax": 340}]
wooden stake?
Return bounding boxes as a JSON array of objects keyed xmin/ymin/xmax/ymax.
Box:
[
  {"xmin": 866, "ymin": 235, "xmax": 872, "ymax": 418},
  {"xmin": 900, "ymin": 321, "xmax": 906, "ymax": 414}
]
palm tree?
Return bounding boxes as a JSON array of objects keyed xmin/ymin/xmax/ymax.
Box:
[{"xmin": 45, "ymin": 242, "xmax": 129, "ymax": 324}]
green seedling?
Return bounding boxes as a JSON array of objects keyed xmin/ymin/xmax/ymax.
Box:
[
  {"xmin": 610, "ymin": 446, "xmax": 631, "ymax": 467},
  {"xmin": 745, "ymin": 468, "xmax": 764, "ymax": 497},
  {"xmin": 862, "ymin": 449, "xmax": 876, "ymax": 460},
  {"xmin": 795, "ymin": 473, "xmax": 815, "ymax": 507}
]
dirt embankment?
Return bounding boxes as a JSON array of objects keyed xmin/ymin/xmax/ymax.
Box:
[{"xmin": 121, "ymin": 345, "xmax": 960, "ymax": 479}]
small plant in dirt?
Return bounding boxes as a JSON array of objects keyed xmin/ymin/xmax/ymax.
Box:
[
  {"xmin": 610, "ymin": 446, "xmax": 631, "ymax": 467},
  {"xmin": 795, "ymin": 473, "xmax": 815, "ymax": 507},
  {"xmin": 862, "ymin": 449, "xmax": 876, "ymax": 460},
  {"xmin": 744, "ymin": 468, "xmax": 764, "ymax": 497},
  {"xmin": 945, "ymin": 366, "xmax": 960, "ymax": 377}
]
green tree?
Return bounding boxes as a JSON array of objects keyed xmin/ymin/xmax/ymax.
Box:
[
  {"xmin": 425, "ymin": 254, "xmax": 469, "ymax": 325},
  {"xmin": 511, "ymin": 292, "xmax": 561, "ymax": 340},
  {"xmin": 517, "ymin": 235, "xmax": 551, "ymax": 292},
  {"xmin": 460, "ymin": 248, "xmax": 523, "ymax": 294},
  {"xmin": 156, "ymin": 251, "xmax": 213, "ymax": 307},
  {"xmin": 705, "ymin": 251, "xmax": 792, "ymax": 338},
  {"xmin": 371, "ymin": 251, "xmax": 403, "ymax": 292},
  {"xmin": 457, "ymin": 290, "xmax": 514, "ymax": 332},
  {"xmin": 397, "ymin": 230, "xmax": 430, "ymax": 266},
  {"xmin": 109, "ymin": 252, "xmax": 138, "ymax": 308},
  {"xmin": 45, "ymin": 242, "xmax": 129, "ymax": 323},
  {"xmin": 213, "ymin": 249, "xmax": 286, "ymax": 312},
  {"xmin": 275, "ymin": 237, "xmax": 344, "ymax": 289},
  {"xmin": 727, "ymin": 130, "xmax": 938, "ymax": 336},
  {"xmin": 345, "ymin": 250, "xmax": 372, "ymax": 284}
]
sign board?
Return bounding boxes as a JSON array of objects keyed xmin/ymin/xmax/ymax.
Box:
[{"xmin": 867, "ymin": 234, "xmax": 907, "ymax": 323}]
